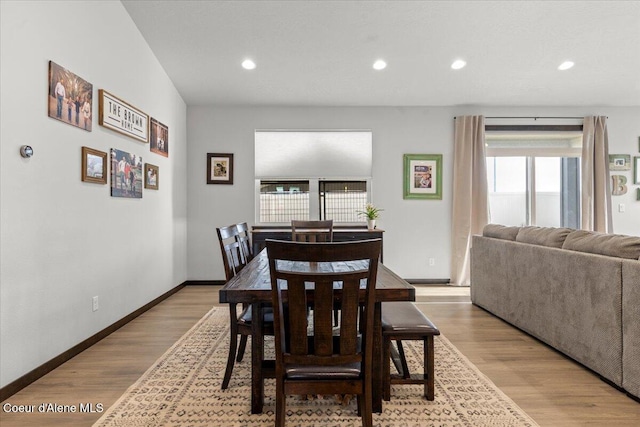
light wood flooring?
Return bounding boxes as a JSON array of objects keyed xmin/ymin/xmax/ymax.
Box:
[{"xmin": 1, "ymin": 285, "xmax": 638, "ymax": 426}]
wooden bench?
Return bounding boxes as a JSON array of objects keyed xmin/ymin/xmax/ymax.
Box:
[{"xmin": 381, "ymin": 302, "xmax": 440, "ymax": 401}]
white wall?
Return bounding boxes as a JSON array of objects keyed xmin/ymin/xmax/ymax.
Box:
[
  {"xmin": 0, "ymin": 1, "xmax": 188, "ymax": 388},
  {"xmin": 187, "ymin": 106, "xmax": 640, "ymax": 282},
  {"xmin": 602, "ymin": 109, "xmax": 640, "ymax": 234},
  {"xmin": 3, "ymin": 1, "xmax": 637, "ymax": 391}
]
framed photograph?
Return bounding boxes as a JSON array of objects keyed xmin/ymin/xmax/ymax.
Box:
[
  {"xmin": 150, "ymin": 118, "xmax": 169, "ymax": 157},
  {"xmin": 81, "ymin": 147, "xmax": 107, "ymax": 184},
  {"xmin": 609, "ymin": 154, "xmax": 631, "ymax": 171},
  {"xmin": 207, "ymin": 153, "xmax": 234, "ymax": 185},
  {"xmin": 48, "ymin": 61, "xmax": 93, "ymax": 131},
  {"xmin": 99, "ymin": 89, "xmax": 149, "ymax": 143},
  {"xmin": 403, "ymin": 154, "xmax": 442, "ymax": 200},
  {"xmin": 110, "ymin": 148, "xmax": 143, "ymax": 198},
  {"xmin": 144, "ymin": 163, "xmax": 159, "ymax": 190},
  {"xmin": 634, "ymin": 156, "xmax": 640, "ymax": 185}
]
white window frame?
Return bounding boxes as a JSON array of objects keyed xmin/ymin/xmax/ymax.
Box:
[
  {"xmin": 254, "ymin": 130, "xmax": 373, "ymax": 225},
  {"xmin": 485, "ymin": 130, "xmax": 582, "ymax": 227}
]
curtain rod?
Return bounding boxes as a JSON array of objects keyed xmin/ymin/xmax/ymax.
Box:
[
  {"xmin": 454, "ymin": 116, "xmax": 607, "ymax": 119},
  {"xmin": 485, "ymin": 116, "xmax": 584, "ymax": 120}
]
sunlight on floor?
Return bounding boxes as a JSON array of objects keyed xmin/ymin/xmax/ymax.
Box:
[{"xmin": 413, "ymin": 285, "xmax": 471, "ymax": 303}]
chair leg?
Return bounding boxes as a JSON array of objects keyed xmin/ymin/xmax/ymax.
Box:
[
  {"xmin": 361, "ymin": 382, "xmax": 373, "ymax": 427},
  {"xmin": 221, "ymin": 304, "xmax": 239, "ymax": 390},
  {"xmin": 275, "ymin": 378, "xmax": 286, "ymax": 427},
  {"xmin": 425, "ymin": 336, "xmax": 435, "ymax": 400},
  {"xmin": 236, "ymin": 335, "xmax": 248, "ymax": 362},
  {"xmin": 383, "ymin": 335, "xmax": 391, "ymax": 401},
  {"xmin": 222, "ymin": 332, "xmax": 238, "ymax": 390},
  {"xmin": 396, "ymin": 340, "xmax": 410, "ymax": 379}
]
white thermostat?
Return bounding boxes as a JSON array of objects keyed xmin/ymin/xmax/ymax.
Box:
[{"xmin": 20, "ymin": 145, "xmax": 33, "ymax": 158}]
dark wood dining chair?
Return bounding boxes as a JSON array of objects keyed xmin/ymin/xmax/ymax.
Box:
[
  {"xmin": 291, "ymin": 220, "xmax": 334, "ymax": 242},
  {"xmin": 217, "ymin": 224, "xmax": 273, "ymax": 390},
  {"xmin": 291, "ymin": 220, "xmax": 339, "ymax": 324},
  {"xmin": 236, "ymin": 222, "xmax": 253, "ymax": 262},
  {"xmin": 266, "ymin": 238, "xmax": 381, "ymax": 427}
]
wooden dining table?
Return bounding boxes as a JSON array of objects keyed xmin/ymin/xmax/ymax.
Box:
[{"xmin": 218, "ymin": 247, "xmax": 415, "ymax": 414}]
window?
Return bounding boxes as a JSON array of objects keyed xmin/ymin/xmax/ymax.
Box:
[
  {"xmin": 258, "ymin": 179, "xmax": 368, "ymax": 223},
  {"xmin": 320, "ymin": 181, "xmax": 367, "ymax": 222},
  {"xmin": 255, "ymin": 131, "xmax": 373, "ymax": 224},
  {"xmin": 259, "ymin": 181, "xmax": 310, "ymax": 223},
  {"xmin": 485, "ymin": 130, "xmax": 582, "ymax": 228}
]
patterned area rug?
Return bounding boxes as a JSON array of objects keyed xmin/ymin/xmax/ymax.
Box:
[{"xmin": 93, "ymin": 307, "xmax": 538, "ymax": 427}]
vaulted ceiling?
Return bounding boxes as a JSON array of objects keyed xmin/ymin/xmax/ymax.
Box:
[{"xmin": 122, "ymin": 0, "xmax": 640, "ymax": 107}]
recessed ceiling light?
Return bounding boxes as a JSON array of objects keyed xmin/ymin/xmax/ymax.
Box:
[
  {"xmin": 242, "ymin": 59, "xmax": 256, "ymax": 70},
  {"xmin": 451, "ymin": 59, "xmax": 466, "ymax": 70},
  {"xmin": 373, "ymin": 59, "xmax": 387, "ymax": 70},
  {"xmin": 558, "ymin": 61, "xmax": 574, "ymax": 71}
]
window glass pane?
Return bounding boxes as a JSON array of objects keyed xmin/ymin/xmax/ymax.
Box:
[
  {"xmin": 320, "ymin": 181, "xmax": 367, "ymax": 222},
  {"xmin": 535, "ymin": 157, "xmax": 561, "ymax": 227},
  {"xmin": 535, "ymin": 157, "xmax": 561, "ymax": 192},
  {"xmin": 494, "ymin": 157, "xmax": 526, "ymax": 192},
  {"xmin": 259, "ymin": 181, "xmax": 310, "ymax": 223},
  {"xmin": 487, "ymin": 157, "xmax": 527, "ymax": 226}
]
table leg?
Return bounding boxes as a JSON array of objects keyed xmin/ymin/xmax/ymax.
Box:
[
  {"xmin": 251, "ymin": 302, "xmax": 264, "ymax": 414},
  {"xmin": 372, "ymin": 301, "xmax": 383, "ymax": 413}
]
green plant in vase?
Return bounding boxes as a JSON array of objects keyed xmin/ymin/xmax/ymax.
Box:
[{"xmin": 357, "ymin": 203, "xmax": 383, "ymax": 229}]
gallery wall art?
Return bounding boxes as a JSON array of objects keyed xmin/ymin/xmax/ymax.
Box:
[
  {"xmin": 145, "ymin": 163, "xmax": 159, "ymax": 190},
  {"xmin": 110, "ymin": 148, "xmax": 143, "ymax": 198},
  {"xmin": 150, "ymin": 118, "xmax": 168, "ymax": 157},
  {"xmin": 207, "ymin": 153, "xmax": 234, "ymax": 184},
  {"xmin": 99, "ymin": 90, "xmax": 149, "ymax": 143},
  {"xmin": 403, "ymin": 154, "xmax": 443, "ymax": 200},
  {"xmin": 81, "ymin": 146, "xmax": 107, "ymax": 184},
  {"xmin": 48, "ymin": 61, "xmax": 93, "ymax": 131},
  {"xmin": 609, "ymin": 154, "xmax": 631, "ymax": 171}
]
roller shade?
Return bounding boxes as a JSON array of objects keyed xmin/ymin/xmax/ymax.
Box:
[
  {"xmin": 485, "ymin": 132, "xmax": 582, "ymax": 157},
  {"xmin": 255, "ymin": 130, "xmax": 372, "ymax": 179}
]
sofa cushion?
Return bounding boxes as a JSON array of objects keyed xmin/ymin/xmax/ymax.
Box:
[
  {"xmin": 563, "ymin": 230, "xmax": 640, "ymax": 260},
  {"xmin": 482, "ymin": 224, "xmax": 520, "ymax": 241},
  {"xmin": 515, "ymin": 226, "xmax": 573, "ymax": 248}
]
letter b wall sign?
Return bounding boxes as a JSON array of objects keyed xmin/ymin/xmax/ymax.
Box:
[{"xmin": 611, "ymin": 175, "xmax": 628, "ymax": 195}]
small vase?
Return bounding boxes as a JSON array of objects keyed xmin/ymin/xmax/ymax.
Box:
[{"xmin": 367, "ymin": 219, "xmax": 376, "ymax": 230}]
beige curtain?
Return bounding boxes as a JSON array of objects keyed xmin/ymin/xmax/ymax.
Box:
[
  {"xmin": 581, "ymin": 116, "xmax": 613, "ymax": 233},
  {"xmin": 451, "ymin": 116, "xmax": 489, "ymax": 286}
]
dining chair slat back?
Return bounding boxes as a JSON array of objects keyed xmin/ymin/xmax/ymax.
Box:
[
  {"xmin": 217, "ymin": 223, "xmax": 273, "ymax": 390},
  {"xmin": 236, "ymin": 222, "xmax": 254, "ymax": 262},
  {"xmin": 291, "ymin": 220, "xmax": 334, "ymax": 243},
  {"xmin": 266, "ymin": 238, "xmax": 381, "ymax": 427},
  {"xmin": 217, "ymin": 224, "xmax": 248, "ymax": 281}
]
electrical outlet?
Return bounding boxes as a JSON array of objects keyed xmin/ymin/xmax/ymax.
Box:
[
  {"xmin": 92, "ymin": 296, "xmax": 99, "ymax": 312},
  {"xmin": 428, "ymin": 258, "xmax": 435, "ymax": 266}
]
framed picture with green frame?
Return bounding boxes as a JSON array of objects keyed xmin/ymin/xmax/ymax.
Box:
[{"xmin": 403, "ymin": 154, "xmax": 443, "ymax": 200}]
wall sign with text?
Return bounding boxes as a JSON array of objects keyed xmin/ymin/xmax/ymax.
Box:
[{"xmin": 98, "ymin": 89, "xmax": 149, "ymax": 143}]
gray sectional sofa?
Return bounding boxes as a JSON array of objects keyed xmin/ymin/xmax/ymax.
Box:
[{"xmin": 470, "ymin": 224, "xmax": 640, "ymax": 399}]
